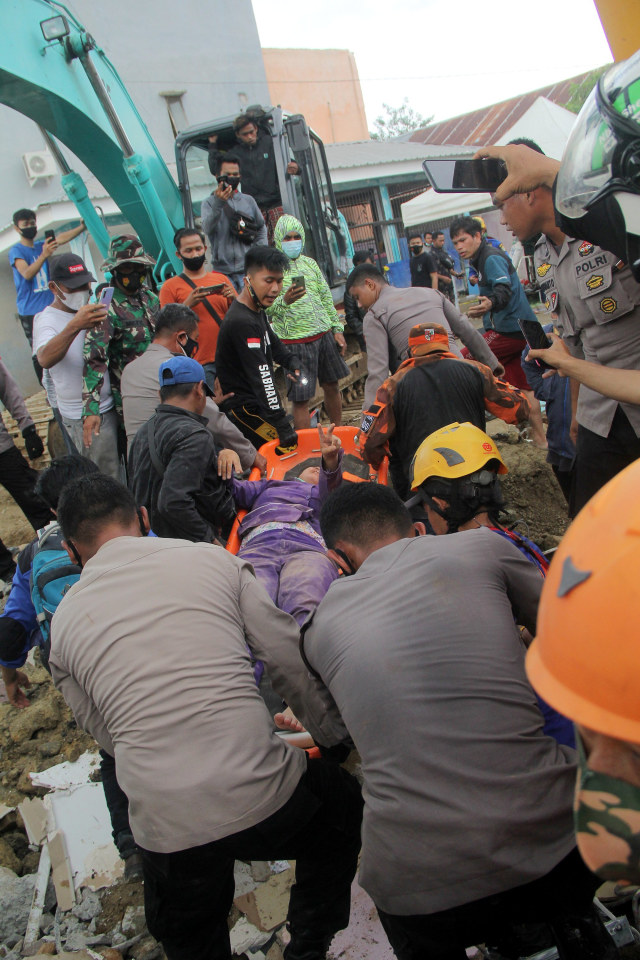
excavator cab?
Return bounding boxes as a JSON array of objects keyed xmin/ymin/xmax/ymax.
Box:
[{"xmin": 175, "ymin": 107, "xmax": 349, "ymax": 295}]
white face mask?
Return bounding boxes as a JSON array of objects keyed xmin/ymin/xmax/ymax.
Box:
[{"xmin": 55, "ymin": 284, "xmax": 91, "ymax": 312}]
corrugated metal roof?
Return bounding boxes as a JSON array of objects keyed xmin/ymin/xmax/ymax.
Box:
[
  {"xmin": 409, "ymin": 72, "xmax": 594, "ymax": 147},
  {"xmin": 325, "ymin": 140, "xmax": 474, "ymax": 170}
]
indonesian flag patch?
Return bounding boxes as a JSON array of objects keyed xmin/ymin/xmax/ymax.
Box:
[{"xmin": 247, "ymin": 338, "xmax": 261, "ymax": 349}]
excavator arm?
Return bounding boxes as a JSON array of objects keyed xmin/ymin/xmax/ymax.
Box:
[{"xmin": 0, "ymin": 0, "xmax": 183, "ymax": 279}]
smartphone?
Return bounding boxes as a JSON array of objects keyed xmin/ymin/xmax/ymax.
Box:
[
  {"xmin": 99, "ymin": 286, "xmax": 115, "ymax": 309},
  {"xmin": 292, "ymin": 275, "xmax": 306, "ymax": 290},
  {"xmin": 422, "ymin": 158, "xmax": 507, "ymax": 193},
  {"xmin": 518, "ymin": 318, "xmax": 553, "ymax": 369},
  {"xmin": 199, "ymin": 283, "xmax": 225, "ymax": 296},
  {"xmin": 44, "ymin": 229, "xmax": 56, "ymax": 241}
]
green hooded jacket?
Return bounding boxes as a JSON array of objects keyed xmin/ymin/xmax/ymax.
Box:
[{"xmin": 267, "ymin": 215, "xmax": 342, "ymax": 340}]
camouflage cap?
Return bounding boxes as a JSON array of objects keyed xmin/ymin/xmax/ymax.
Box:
[{"xmin": 101, "ymin": 235, "xmax": 156, "ymax": 273}]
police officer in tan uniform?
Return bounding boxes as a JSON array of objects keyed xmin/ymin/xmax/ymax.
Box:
[{"xmin": 496, "ymin": 187, "xmax": 640, "ymax": 515}]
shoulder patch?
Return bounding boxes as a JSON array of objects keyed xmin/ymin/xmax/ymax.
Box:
[
  {"xmin": 600, "ymin": 296, "xmax": 617, "ymax": 314},
  {"xmin": 578, "ymin": 241, "xmax": 595, "ymax": 257},
  {"xmin": 537, "ymin": 263, "xmax": 551, "ymax": 277},
  {"xmin": 585, "ymin": 274, "xmax": 604, "ymax": 291},
  {"xmin": 545, "ymin": 291, "xmax": 559, "ymax": 312}
]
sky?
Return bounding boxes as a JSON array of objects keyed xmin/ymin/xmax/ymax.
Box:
[{"xmin": 252, "ymin": 0, "xmax": 613, "ymax": 130}]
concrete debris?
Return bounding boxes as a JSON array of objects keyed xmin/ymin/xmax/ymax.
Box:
[
  {"xmin": 234, "ymin": 866, "xmax": 294, "ymax": 933},
  {"xmin": 229, "ymin": 916, "xmax": 272, "ymax": 955},
  {"xmin": 0, "ymin": 865, "xmax": 38, "ymax": 946},
  {"xmin": 72, "ymin": 890, "xmax": 102, "ymax": 923},
  {"xmin": 120, "ymin": 905, "xmax": 146, "ymax": 939},
  {"xmin": 48, "ymin": 830, "xmax": 74, "ymax": 912},
  {"xmin": 7, "ymin": 693, "xmax": 61, "ymax": 744}
]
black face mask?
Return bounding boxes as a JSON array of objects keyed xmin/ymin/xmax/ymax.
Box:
[
  {"xmin": 246, "ymin": 278, "xmax": 266, "ymax": 311},
  {"xmin": 218, "ymin": 176, "xmax": 241, "ymax": 191},
  {"xmin": 116, "ymin": 271, "xmax": 144, "ymax": 293},
  {"xmin": 181, "ymin": 253, "xmax": 206, "ymax": 272},
  {"xmin": 20, "ymin": 226, "xmax": 37, "ymax": 241},
  {"xmin": 179, "ymin": 334, "xmax": 199, "ymax": 358},
  {"xmin": 410, "ymin": 246, "xmax": 423, "ymax": 256}
]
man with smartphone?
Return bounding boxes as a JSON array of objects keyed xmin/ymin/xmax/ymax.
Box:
[
  {"xmin": 33, "ymin": 254, "xmax": 120, "ymax": 478},
  {"xmin": 201, "ymin": 155, "xmax": 267, "ymax": 293},
  {"xmin": 493, "ymin": 172, "xmax": 640, "ymax": 515},
  {"xmin": 160, "ymin": 228, "xmax": 236, "ymax": 388},
  {"xmin": 9, "ymin": 209, "xmax": 86, "ymax": 380},
  {"xmin": 267, "ymin": 215, "xmax": 349, "ymax": 430},
  {"xmin": 450, "ymin": 215, "xmax": 548, "ymax": 448}
]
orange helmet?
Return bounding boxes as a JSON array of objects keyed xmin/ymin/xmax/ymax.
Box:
[
  {"xmin": 407, "ymin": 323, "xmax": 450, "ymax": 357},
  {"xmin": 526, "ymin": 459, "xmax": 640, "ymax": 743}
]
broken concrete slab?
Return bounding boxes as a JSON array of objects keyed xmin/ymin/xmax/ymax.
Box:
[
  {"xmin": 229, "ymin": 916, "xmax": 272, "ymax": 954},
  {"xmin": 48, "ymin": 830, "xmax": 74, "ymax": 912},
  {"xmin": 0, "ymin": 866, "xmax": 38, "ymax": 946},
  {"xmin": 30, "ymin": 752, "xmax": 101, "ymax": 791},
  {"xmin": 234, "ymin": 867, "xmax": 294, "ymax": 932},
  {"xmin": 19, "ymin": 797, "xmax": 49, "ymax": 846}
]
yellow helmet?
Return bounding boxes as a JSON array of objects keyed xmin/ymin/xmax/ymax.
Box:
[
  {"xmin": 410, "ymin": 422, "xmax": 507, "ymax": 491},
  {"xmin": 474, "ymin": 215, "xmax": 487, "ymax": 232}
]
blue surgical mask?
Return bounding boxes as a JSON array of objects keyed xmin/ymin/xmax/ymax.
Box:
[{"xmin": 282, "ymin": 239, "xmax": 303, "ymax": 259}]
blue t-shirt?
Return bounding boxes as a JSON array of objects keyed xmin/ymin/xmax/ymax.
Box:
[{"xmin": 9, "ymin": 241, "xmax": 53, "ymax": 316}]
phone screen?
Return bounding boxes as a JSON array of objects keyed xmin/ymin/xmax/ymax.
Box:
[
  {"xmin": 423, "ymin": 158, "xmax": 507, "ymax": 193},
  {"xmin": 99, "ymin": 286, "xmax": 115, "ymax": 309},
  {"xmin": 518, "ymin": 319, "xmax": 553, "ymax": 368}
]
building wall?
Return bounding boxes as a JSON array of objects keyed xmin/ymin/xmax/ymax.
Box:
[
  {"xmin": 262, "ymin": 49, "xmax": 369, "ymax": 144},
  {"xmin": 0, "ymin": 0, "xmax": 270, "ymax": 394}
]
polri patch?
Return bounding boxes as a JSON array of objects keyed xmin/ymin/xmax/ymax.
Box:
[
  {"xmin": 585, "ymin": 274, "xmax": 604, "ymax": 290},
  {"xmin": 578, "ymin": 241, "xmax": 595, "ymax": 257},
  {"xmin": 600, "ymin": 296, "xmax": 617, "ymax": 314},
  {"xmin": 537, "ymin": 262, "xmax": 551, "ymax": 277}
]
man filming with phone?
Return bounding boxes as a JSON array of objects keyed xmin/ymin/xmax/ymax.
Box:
[
  {"xmin": 160, "ymin": 228, "xmax": 236, "ymax": 388},
  {"xmin": 201, "ymin": 155, "xmax": 267, "ymax": 294},
  {"xmin": 267, "ymin": 215, "xmax": 349, "ymax": 430},
  {"xmin": 33, "ymin": 254, "xmax": 120, "ymax": 477},
  {"xmin": 9, "ymin": 209, "xmax": 86, "ymax": 380}
]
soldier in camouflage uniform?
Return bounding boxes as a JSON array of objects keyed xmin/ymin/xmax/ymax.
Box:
[{"xmin": 82, "ymin": 236, "xmax": 159, "ymax": 447}]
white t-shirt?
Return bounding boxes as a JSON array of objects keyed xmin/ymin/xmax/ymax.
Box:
[{"xmin": 34, "ymin": 305, "xmax": 113, "ymax": 419}]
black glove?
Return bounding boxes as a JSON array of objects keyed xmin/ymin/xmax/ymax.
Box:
[
  {"xmin": 22, "ymin": 425, "xmax": 44, "ymax": 460},
  {"xmin": 276, "ymin": 424, "xmax": 298, "ymax": 456}
]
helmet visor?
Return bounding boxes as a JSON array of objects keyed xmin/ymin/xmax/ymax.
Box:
[{"xmin": 556, "ymin": 53, "xmax": 640, "ymax": 219}]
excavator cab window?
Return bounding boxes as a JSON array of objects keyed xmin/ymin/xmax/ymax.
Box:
[{"xmin": 175, "ymin": 108, "xmax": 347, "ymax": 293}]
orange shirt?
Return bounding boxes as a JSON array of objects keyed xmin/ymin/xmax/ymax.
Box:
[{"xmin": 159, "ymin": 271, "xmax": 232, "ymax": 364}]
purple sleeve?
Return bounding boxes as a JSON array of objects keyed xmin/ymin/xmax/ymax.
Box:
[
  {"xmin": 230, "ymin": 476, "xmax": 271, "ymax": 510},
  {"xmin": 313, "ymin": 448, "xmax": 344, "ymax": 508}
]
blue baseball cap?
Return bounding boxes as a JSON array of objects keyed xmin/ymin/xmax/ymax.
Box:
[{"xmin": 158, "ymin": 356, "xmax": 213, "ymax": 395}]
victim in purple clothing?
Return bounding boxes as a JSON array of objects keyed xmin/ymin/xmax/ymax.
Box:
[{"xmin": 230, "ymin": 430, "xmax": 343, "ymax": 626}]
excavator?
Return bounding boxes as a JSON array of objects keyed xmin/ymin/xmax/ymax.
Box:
[{"xmin": 0, "ymin": 0, "xmax": 351, "ymax": 291}]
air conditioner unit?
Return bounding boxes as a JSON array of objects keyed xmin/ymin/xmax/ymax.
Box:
[{"xmin": 22, "ymin": 151, "xmax": 57, "ymax": 185}]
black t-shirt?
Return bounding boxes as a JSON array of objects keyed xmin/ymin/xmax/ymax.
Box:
[
  {"xmin": 391, "ymin": 358, "xmax": 486, "ymax": 481},
  {"xmin": 215, "ymin": 299, "xmax": 296, "ymax": 427},
  {"xmin": 410, "ymin": 252, "xmax": 437, "ymax": 288}
]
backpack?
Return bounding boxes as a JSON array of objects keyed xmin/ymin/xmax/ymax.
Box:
[{"xmin": 30, "ymin": 522, "xmax": 81, "ymax": 665}]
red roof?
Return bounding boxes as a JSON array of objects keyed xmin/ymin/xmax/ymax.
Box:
[{"xmin": 409, "ymin": 72, "xmax": 594, "ymax": 147}]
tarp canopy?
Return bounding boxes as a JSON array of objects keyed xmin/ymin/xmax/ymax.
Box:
[{"xmin": 401, "ymin": 189, "xmax": 494, "ymax": 227}]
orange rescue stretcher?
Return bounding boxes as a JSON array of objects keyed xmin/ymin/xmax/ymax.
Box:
[
  {"xmin": 225, "ymin": 425, "xmax": 388, "ymax": 758},
  {"xmin": 225, "ymin": 425, "xmax": 389, "ymax": 555}
]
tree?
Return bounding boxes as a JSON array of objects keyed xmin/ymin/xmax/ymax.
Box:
[
  {"xmin": 370, "ymin": 99, "xmax": 433, "ymax": 140},
  {"xmin": 563, "ymin": 65, "xmax": 611, "ymax": 114}
]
